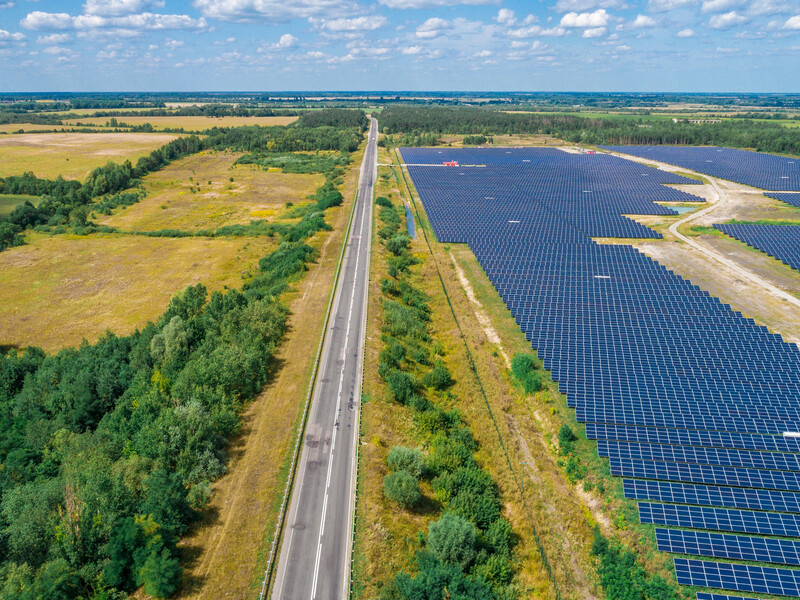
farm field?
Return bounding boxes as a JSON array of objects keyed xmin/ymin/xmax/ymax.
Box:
[
  {"xmin": 0, "ymin": 132, "xmax": 179, "ymax": 179},
  {"xmin": 0, "ymin": 123, "xmax": 88, "ymax": 133},
  {"xmin": 63, "ymin": 115, "xmax": 299, "ymax": 130},
  {"xmin": 0, "ymin": 232, "xmax": 273, "ymax": 352},
  {"xmin": 97, "ymin": 151, "xmax": 324, "ymax": 232}
]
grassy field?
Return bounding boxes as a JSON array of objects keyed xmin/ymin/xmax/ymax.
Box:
[
  {"xmin": 63, "ymin": 115, "xmax": 298, "ymax": 130},
  {"xmin": 0, "ymin": 123, "xmax": 93, "ymax": 133},
  {"xmin": 0, "ymin": 194, "xmax": 40, "ymax": 216},
  {"xmin": 0, "ymin": 232, "xmax": 274, "ymax": 352},
  {"xmin": 0, "ymin": 132, "xmax": 179, "ymax": 179},
  {"xmin": 97, "ymin": 151, "xmax": 324, "ymax": 232}
]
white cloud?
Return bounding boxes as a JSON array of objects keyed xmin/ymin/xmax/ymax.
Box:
[
  {"xmin": 275, "ymin": 33, "xmax": 297, "ymax": 48},
  {"xmin": 43, "ymin": 45, "xmax": 71, "ymax": 54},
  {"xmin": 83, "ymin": 0, "xmax": 164, "ymax": 16},
  {"xmin": 496, "ymin": 8, "xmax": 516, "ymax": 24},
  {"xmin": 508, "ymin": 24, "xmax": 567, "ymax": 37},
  {"xmin": 785, "ymin": 14, "xmax": 800, "ymax": 27},
  {"xmin": 747, "ymin": 0, "xmax": 794, "ymax": 15},
  {"xmin": 22, "ymin": 10, "xmax": 207, "ymax": 31},
  {"xmin": 708, "ymin": 10, "xmax": 746, "ymax": 26},
  {"xmin": 192, "ymin": 0, "xmax": 356, "ymax": 22},
  {"xmin": 647, "ymin": 0, "xmax": 698, "ymax": 12},
  {"xmin": 676, "ymin": 27, "xmax": 696, "ymax": 35},
  {"xmin": 474, "ymin": 49, "xmax": 492, "ymax": 57},
  {"xmin": 0, "ymin": 1, "xmax": 15, "ymax": 8},
  {"xmin": 0, "ymin": 28, "xmax": 25, "ymax": 41},
  {"xmin": 402, "ymin": 45, "xmax": 423, "ymax": 54},
  {"xmin": 554, "ymin": 0, "xmax": 626, "ymax": 11},
  {"xmin": 314, "ymin": 15, "xmax": 388, "ymax": 31},
  {"xmin": 416, "ymin": 17, "xmax": 451, "ymax": 38},
  {"xmin": 628, "ymin": 14, "xmax": 657, "ymax": 26},
  {"xmin": 379, "ymin": 0, "xmax": 498, "ymax": 8},
  {"xmin": 617, "ymin": 43, "xmax": 631, "ymax": 49},
  {"xmin": 560, "ymin": 9, "xmax": 611, "ymax": 27},
  {"xmin": 37, "ymin": 33, "xmax": 70, "ymax": 44},
  {"xmin": 701, "ymin": 0, "xmax": 743, "ymax": 13},
  {"xmin": 165, "ymin": 38, "xmax": 183, "ymax": 49},
  {"xmin": 582, "ymin": 25, "xmax": 606, "ymax": 35}
]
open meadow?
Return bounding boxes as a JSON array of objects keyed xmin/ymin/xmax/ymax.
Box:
[
  {"xmin": 97, "ymin": 151, "xmax": 324, "ymax": 231},
  {"xmin": 0, "ymin": 232, "xmax": 274, "ymax": 352},
  {"xmin": 63, "ymin": 115, "xmax": 298, "ymax": 130},
  {"xmin": 0, "ymin": 132, "xmax": 179, "ymax": 179}
]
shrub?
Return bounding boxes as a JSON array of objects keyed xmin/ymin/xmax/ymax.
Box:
[
  {"xmin": 376, "ymin": 196, "xmax": 393, "ymax": 208},
  {"xmin": 427, "ymin": 513, "xmax": 477, "ymax": 569},
  {"xmin": 511, "ymin": 352, "xmax": 543, "ymax": 393},
  {"xmin": 422, "ymin": 360, "xmax": 454, "ymax": 391},
  {"xmin": 384, "ymin": 471, "xmax": 421, "ymax": 509},
  {"xmin": 558, "ymin": 424, "xmax": 578, "ymax": 455},
  {"xmin": 385, "ymin": 234, "xmax": 411, "ymax": 256},
  {"xmin": 387, "ymin": 446, "xmax": 425, "ymax": 478},
  {"xmin": 385, "ymin": 370, "xmax": 419, "ymax": 404}
]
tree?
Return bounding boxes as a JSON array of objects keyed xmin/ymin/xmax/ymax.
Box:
[
  {"xmin": 422, "ymin": 361, "xmax": 454, "ymax": 391},
  {"xmin": 426, "ymin": 513, "xmax": 477, "ymax": 569},
  {"xmin": 384, "ymin": 471, "xmax": 421, "ymax": 509},
  {"xmin": 139, "ymin": 547, "xmax": 181, "ymax": 599},
  {"xmin": 387, "ymin": 446, "xmax": 425, "ymax": 478}
]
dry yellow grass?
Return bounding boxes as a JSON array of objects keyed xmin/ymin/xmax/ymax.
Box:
[
  {"xmin": 0, "ymin": 233, "xmax": 273, "ymax": 352},
  {"xmin": 63, "ymin": 115, "xmax": 298, "ymax": 130},
  {"xmin": 0, "ymin": 124, "xmax": 87, "ymax": 133},
  {"xmin": 97, "ymin": 151, "xmax": 324, "ymax": 232},
  {"xmin": 0, "ymin": 132, "xmax": 179, "ymax": 180}
]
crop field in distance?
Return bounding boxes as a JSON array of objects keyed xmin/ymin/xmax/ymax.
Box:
[
  {"xmin": 62, "ymin": 115, "xmax": 299, "ymax": 130},
  {"xmin": 0, "ymin": 132, "xmax": 180, "ymax": 179}
]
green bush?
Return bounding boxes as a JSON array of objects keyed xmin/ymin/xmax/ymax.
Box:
[
  {"xmin": 387, "ymin": 446, "xmax": 426, "ymax": 478},
  {"xmin": 385, "ymin": 370, "xmax": 419, "ymax": 404},
  {"xmin": 510, "ymin": 352, "xmax": 543, "ymax": 393},
  {"xmin": 385, "ymin": 234, "xmax": 411, "ymax": 256},
  {"xmin": 384, "ymin": 471, "xmax": 421, "ymax": 509},
  {"xmin": 376, "ymin": 196, "xmax": 393, "ymax": 208},
  {"xmin": 558, "ymin": 424, "xmax": 578, "ymax": 455},
  {"xmin": 427, "ymin": 513, "xmax": 477, "ymax": 569},
  {"xmin": 422, "ymin": 360, "xmax": 454, "ymax": 391}
]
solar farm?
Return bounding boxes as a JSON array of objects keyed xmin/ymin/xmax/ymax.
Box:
[
  {"xmin": 601, "ymin": 146, "xmax": 800, "ymax": 191},
  {"xmin": 402, "ymin": 146, "xmax": 800, "ymax": 599}
]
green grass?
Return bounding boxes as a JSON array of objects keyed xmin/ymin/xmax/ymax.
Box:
[{"xmin": 0, "ymin": 194, "xmax": 40, "ymax": 216}]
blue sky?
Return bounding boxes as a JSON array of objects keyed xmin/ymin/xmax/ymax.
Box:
[{"xmin": 0, "ymin": 0, "xmax": 799, "ymax": 92}]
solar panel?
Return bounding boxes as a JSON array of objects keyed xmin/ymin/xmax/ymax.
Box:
[
  {"xmin": 696, "ymin": 594, "xmax": 761, "ymax": 600},
  {"xmin": 624, "ymin": 480, "xmax": 800, "ymax": 514},
  {"xmin": 675, "ymin": 558, "xmax": 800, "ymax": 596},
  {"xmin": 716, "ymin": 224, "xmax": 800, "ymax": 275},
  {"xmin": 640, "ymin": 502, "xmax": 800, "ymax": 537},
  {"xmin": 657, "ymin": 527, "xmax": 800, "ymax": 566}
]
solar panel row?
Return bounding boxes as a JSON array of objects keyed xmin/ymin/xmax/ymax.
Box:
[
  {"xmin": 657, "ymin": 527, "xmax": 800, "ymax": 566},
  {"xmin": 675, "ymin": 558, "xmax": 800, "ymax": 597},
  {"xmin": 402, "ymin": 146, "xmax": 800, "ymax": 597}
]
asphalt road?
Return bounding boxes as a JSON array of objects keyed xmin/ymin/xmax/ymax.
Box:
[{"xmin": 271, "ymin": 117, "xmax": 377, "ymax": 600}]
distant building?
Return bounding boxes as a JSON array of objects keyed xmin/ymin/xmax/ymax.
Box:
[{"xmin": 672, "ymin": 118, "xmax": 722, "ymax": 124}]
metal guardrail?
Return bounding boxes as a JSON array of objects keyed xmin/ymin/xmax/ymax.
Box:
[{"xmin": 257, "ymin": 146, "xmax": 365, "ymax": 600}]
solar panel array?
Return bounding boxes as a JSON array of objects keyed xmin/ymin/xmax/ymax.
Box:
[
  {"xmin": 766, "ymin": 192, "xmax": 800, "ymax": 209},
  {"xmin": 675, "ymin": 558, "xmax": 800, "ymax": 596},
  {"xmin": 600, "ymin": 145, "xmax": 800, "ymax": 191},
  {"xmin": 402, "ymin": 146, "xmax": 800, "ymax": 598},
  {"xmin": 697, "ymin": 594, "xmax": 761, "ymax": 600},
  {"xmin": 715, "ymin": 223, "xmax": 800, "ymax": 274}
]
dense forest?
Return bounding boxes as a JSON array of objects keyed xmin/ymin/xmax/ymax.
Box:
[
  {"xmin": 0, "ymin": 111, "xmax": 365, "ymax": 599},
  {"xmin": 379, "ymin": 107, "xmax": 800, "ymax": 155}
]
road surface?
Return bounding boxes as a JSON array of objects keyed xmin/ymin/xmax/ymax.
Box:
[{"xmin": 271, "ymin": 117, "xmax": 377, "ymax": 600}]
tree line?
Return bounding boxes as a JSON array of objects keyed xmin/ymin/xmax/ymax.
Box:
[{"xmin": 379, "ymin": 106, "xmax": 800, "ymax": 155}]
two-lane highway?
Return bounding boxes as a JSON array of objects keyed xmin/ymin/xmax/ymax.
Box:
[{"xmin": 271, "ymin": 117, "xmax": 377, "ymax": 600}]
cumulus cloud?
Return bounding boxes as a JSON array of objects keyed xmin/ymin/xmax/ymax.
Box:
[
  {"xmin": 0, "ymin": 28, "xmax": 25, "ymax": 41},
  {"xmin": 22, "ymin": 11, "xmax": 207, "ymax": 31},
  {"xmin": 37, "ymin": 33, "xmax": 70, "ymax": 44},
  {"xmin": 379, "ymin": 0, "xmax": 497, "ymax": 7},
  {"xmin": 676, "ymin": 27, "xmax": 696, "ymax": 35},
  {"xmin": 193, "ymin": 0, "xmax": 356, "ymax": 22},
  {"xmin": 554, "ymin": 0, "xmax": 627, "ymax": 11},
  {"xmin": 402, "ymin": 45, "xmax": 423, "ymax": 54},
  {"xmin": 314, "ymin": 15, "xmax": 388, "ymax": 31},
  {"xmin": 701, "ymin": 0, "xmax": 744, "ymax": 13},
  {"xmin": 785, "ymin": 14, "xmax": 800, "ymax": 27},
  {"xmin": 560, "ymin": 9, "xmax": 611, "ymax": 27},
  {"xmin": 582, "ymin": 26, "xmax": 606, "ymax": 36},
  {"xmin": 496, "ymin": 8, "xmax": 516, "ymax": 24},
  {"xmin": 83, "ymin": 0, "xmax": 164, "ymax": 16},
  {"xmin": 748, "ymin": 0, "xmax": 795, "ymax": 15},
  {"xmin": 626, "ymin": 14, "xmax": 657, "ymax": 27},
  {"xmin": 416, "ymin": 17, "xmax": 451, "ymax": 38},
  {"xmin": 647, "ymin": 0, "xmax": 698, "ymax": 12},
  {"xmin": 508, "ymin": 24, "xmax": 567, "ymax": 37},
  {"xmin": 708, "ymin": 10, "xmax": 747, "ymax": 27},
  {"xmin": 275, "ymin": 33, "xmax": 297, "ymax": 48}
]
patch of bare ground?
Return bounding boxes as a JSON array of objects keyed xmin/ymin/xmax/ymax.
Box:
[{"xmin": 174, "ymin": 145, "xmax": 364, "ymax": 600}]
